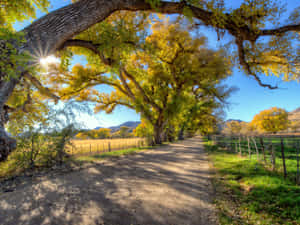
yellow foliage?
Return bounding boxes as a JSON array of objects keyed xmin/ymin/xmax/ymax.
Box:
[
  {"xmin": 223, "ymin": 121, "xmax": 242, "ymax": 135},
  {"xmin": 250, "ymin": 107, "xmax": 289, "ymax": 134}
]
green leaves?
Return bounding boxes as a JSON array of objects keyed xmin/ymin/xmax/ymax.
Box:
[
  {"xmin": 0, "ymin": 0, "xmax": 49, "ymax": 29},
  {"xmin": 0, "ymin": 30, "xmax": 30, "ymax": 80},
  {"xmin": 46, "ymin": 13, "xmax": 233, "ymax": 141},
  {"xmin": 145, "ymin": 0, "xmax": 161, "ymax": 8}
]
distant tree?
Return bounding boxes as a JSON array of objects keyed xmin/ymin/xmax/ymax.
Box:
[
  {"xmin": 75, "ymin": 128, "xmax": 112, "ymax": 139},
  {"xmin": 223, "ymin": 121, "xmax": 242, "ymax": 136},
  {"xmin": 119, "ymin": 126, "xmax": 130, "ymax": 138},
  {"xmin": 251, "ymin": 107, "xmax": 289, "ymax": 134},
  {"xmin": 95, "ymin": 128, "xmax": 112, "ymax": 139},
  {"xmin": 134, "ymin": 120, "xmax": 153, "ymax": 136},
  {"xmin": 75, "ymin": 132, "xmax": 88, "ymax": 139},
  {"xmin": 240, "ymin": 121, "xmax": 258, "ymax": 136},
  {"xmin": 1, "ymin": 0, "xmax": 299, "ymax": 161},
  {"xmin": 111, "ymin": 131, "xmax": 120, "ymax": 138},
  {"xmin": 53, "ymin": 21, "xmax": 231, "ymax": 144}
]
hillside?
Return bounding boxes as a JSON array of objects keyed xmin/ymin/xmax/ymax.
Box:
[
  {"xmin": 226, "ymin": 119, "xmax": 243, "ymax": 123},
  {"xmin": 289, "ymin": 107, "xmax": 300, "ymax": 121},
  {"xmin": 95, "ymin": 121, "xmax": 141, "ymax": 132}
]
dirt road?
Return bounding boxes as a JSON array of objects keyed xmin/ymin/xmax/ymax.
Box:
[{"xmin": 0, "ymin": 137, "xmax": 218, "ymax": 225}]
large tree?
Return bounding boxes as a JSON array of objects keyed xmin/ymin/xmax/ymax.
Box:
[
  {"xmin": 51, "ymin": 21, "xmax": 232, "ymax": 144},
  {"xmin": 250, "ymin": 107, "xmax": 289, "ymax": 134},
  {"xmin": 0, "ymin": 0, "xmax": 299, "ymax": 160}
]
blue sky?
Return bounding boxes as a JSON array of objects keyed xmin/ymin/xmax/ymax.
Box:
[{"xmin": 14, "ymin": 0, "xmax": 300, "ymax": 128}]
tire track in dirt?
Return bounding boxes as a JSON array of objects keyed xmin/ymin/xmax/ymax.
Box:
[{"xmin": 0, "ymin": 137, "xmax": 217, "ymax": 225}]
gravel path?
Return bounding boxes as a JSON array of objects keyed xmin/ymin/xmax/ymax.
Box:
[{"xmin": 0, "ymin": 137, "xmax": 218, "ymax": 225}]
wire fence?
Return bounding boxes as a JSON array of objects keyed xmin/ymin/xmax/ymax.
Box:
[{"xmin": 210, "ymin": 135, "xmax": 300, "ymax": 184}]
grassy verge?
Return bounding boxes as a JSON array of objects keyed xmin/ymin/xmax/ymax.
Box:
[
  {"xmin": 204, "ymin": 140, "xmax": 300, "ymax": 225},
  {"xmin": 74, "ymin": 146, "xmax": 153, "ymax": 163},
  {"xmin": 0, "ymin": 146, "xmax": 153, "ymax": 181}
]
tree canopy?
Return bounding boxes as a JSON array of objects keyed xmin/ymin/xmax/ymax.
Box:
[
  {"xmin": 250, "ymin": 107, "xmax": 289, "ymax": 133},
  {"xmin": 0, "ymin": 0, "xmax": 299, "ymax": 160},
  {"xmin": 47, "ymin": 18, "xmax": 233, "ymax": 144}
]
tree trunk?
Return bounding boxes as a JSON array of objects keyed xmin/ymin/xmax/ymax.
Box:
[
  {"xmin": 0, "ymin": 106, "xmax": 17, "ymax": 162},
  {"xmin": 178, "ymin": 127, "xmax": 185, "ymax": 140},
  {"xmin": 1, "ymin": 0, "xmax": 187, "ymax": 161},
  {"xmin": 0, "ymin": 0, "xmax": 298, "ymax": 161},
  {"xmin": 154, "ymin": 124, "xmax": 163, "ymax": 145}
]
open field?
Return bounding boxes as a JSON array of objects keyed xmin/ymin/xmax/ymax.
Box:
[
  {"xmin": 213, "ymin": 135, "xmax": 300, "ymax": 183},
  {"xmin": 0, "ymin": 138, "xmax": 146, "ymax": 179},
  {"xmin": 74, "ymin": 146, "xmax": 153, "ymax": 163},
  {"xmin": 204, "ymin": 137, "xmax": 300, "ymax": 224},
  {"xmin": 67, "ymin": 138, "xmax": 146, "ymax": 155}
]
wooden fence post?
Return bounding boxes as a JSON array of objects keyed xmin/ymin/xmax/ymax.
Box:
[
  {"xmin": 270, "ymin": 142, "xmax": 276, "ymax": 171},
  {"xmin": 235, "ymin": 140, "xmax": 238, "ymax": 154},
  {"xmin": 297, "ymin": 141, "xmax": 300, "ymax": 185},
  {"xmin": 247, "ymin": 136, "xmax": 251, "ymax": 160},
  {"xmin": 239, "ymin": 136, "xmax": 242, "ymax": 156},
  {"xmin": 260, "ymin": 137, "xmax": 267, "ymax": 163},
  {"xmin": 108, "ymin": 142, "xmax": 111, "ymax": 152},
  {"xmin": 252, "ymin": 137, "xmax": 259, "ymax": 162},
  {"xmin": 90, "ymin": 144, "xmax": 92, "ymax": 155},
  {"xmin": 280, "ymin": 138, "xmax": 287, "ymax": 179}
]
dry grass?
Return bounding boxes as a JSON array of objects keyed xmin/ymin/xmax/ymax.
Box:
[{"xmin": 67, "ymin": 138, "xmax": 146, "ymax": 155}]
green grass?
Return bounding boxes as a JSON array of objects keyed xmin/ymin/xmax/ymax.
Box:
[
  {"xmin": 74, "ymin": 146, "xmax": 153, "ymax": 162},
  {"xmin": 205, "ymin": 140, "xmax": 300, "ymax": 225},
  {"xmin": 216, "ymin": 136, "xmax": 300, "ymax": 183},
  {"xmin": 0, "ymin": 152, "xmax": 23, "ymax": 178}
]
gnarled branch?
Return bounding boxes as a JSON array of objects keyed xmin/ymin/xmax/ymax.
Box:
[
  {"xmin": 235, "ymin": 38, "xmax": 277, "ymax": 89},
  {"xmin": 23, "ymin": 73, "xmax": 60, "ymax": 102}
]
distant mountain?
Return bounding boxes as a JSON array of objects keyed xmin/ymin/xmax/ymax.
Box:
[
  {"xmin": 291, "ymin": 107, "xmax": 300, "ymax": 114},
  {"xmin": 95, "ymin": 121, "xmax": 141, "ymax": 132},
  {"xmin": 226, "ymin": 119, "xmax": 243, "ymax": 123}
]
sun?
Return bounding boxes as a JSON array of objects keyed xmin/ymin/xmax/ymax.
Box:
[{"xmin": 39, "ymin": 55, "xmax": 60, "ymax": 67}]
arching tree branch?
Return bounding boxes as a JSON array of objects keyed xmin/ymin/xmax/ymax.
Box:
[
  {"xmin": 23, "ymin": 73, "xmax": 60, "ymax": 102},
  {"xmin": 62, "ymin": 38, "xmax": 162, "ymax": 111},
  {"xmin": 261, "ymin": 24, "xmax": 300, "ymax": 36},
  {"xmin": 235, "ymin": 38, "xmax": 278, "ymax": 89}
]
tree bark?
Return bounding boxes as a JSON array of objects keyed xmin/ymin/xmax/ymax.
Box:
[
  {"xmin": 153, "ymin": 115, "xmax": 164, "ymax": 145},
  {"xmin": 153, "ymin": 125, "xmax": 163, "ymax": 145},
  {"xmin": 0, "ymin": 0, "xmax": 299, "ymax": 161},
  {"xmin": 178, "ymin": 126, "xmax": 185, "ymax": 140}
]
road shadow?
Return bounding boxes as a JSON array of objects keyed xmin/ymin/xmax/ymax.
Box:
[{"xmin": 0, "ymin": 137, "xmax": 217, "ymax": 225}]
